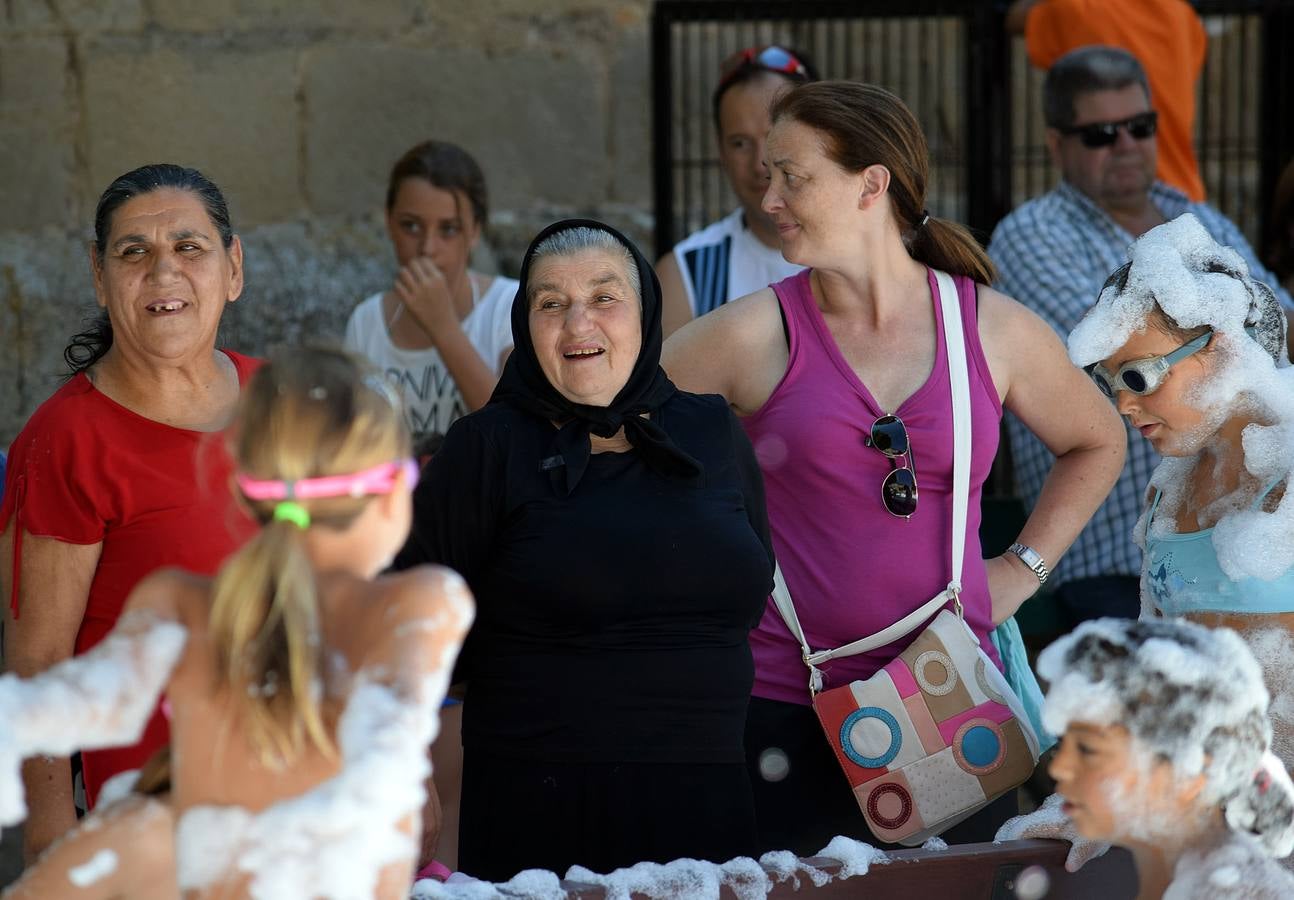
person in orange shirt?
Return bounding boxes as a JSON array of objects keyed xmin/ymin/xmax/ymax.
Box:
[{"xmin": 1007, "ymin": 0, "xmax": 1207, "ymax": 201}]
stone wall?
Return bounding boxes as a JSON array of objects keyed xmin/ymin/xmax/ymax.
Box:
[{"xmin": 0, "ymin": 0, "xmax": 654, "ymax": 446}]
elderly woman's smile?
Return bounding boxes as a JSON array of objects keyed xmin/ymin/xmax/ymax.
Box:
[{"xmin": 528, "ymin": 248, "xmax": 643, "ymax": 407}]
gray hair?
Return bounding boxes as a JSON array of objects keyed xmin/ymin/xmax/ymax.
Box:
[
  {"xmin": 528, "ymin": 226, "xmax": 641, "ymax": 302},
  {"xmin": 1043, "ymin": 46, "xmax": 1152, "ymax": 130}
]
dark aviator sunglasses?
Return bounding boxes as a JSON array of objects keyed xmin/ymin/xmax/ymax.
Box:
[
  {"xmin": 865, "ymin": 415, "xmax": 918, "ymax": 519},
  {"xmin": 1060, "ymin": 111, "xmax": 1158, "ymax": 149}
]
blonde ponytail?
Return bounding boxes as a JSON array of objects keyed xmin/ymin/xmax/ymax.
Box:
[
  {"xmin": 209, "ymin": 516, "xmax": 333, "ymax": 764},
  {"xmin": 212, "ymin": 347, "xmax": 410, "ymax": 766}
]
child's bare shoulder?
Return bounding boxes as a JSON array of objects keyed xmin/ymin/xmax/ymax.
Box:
[
  {"xmin": 365, "ymin": 566, "xmax": 474, "ymax": 652},
  {"xmin": 378, "ymin": 566, "xmax": 472, "ymax": 617}
]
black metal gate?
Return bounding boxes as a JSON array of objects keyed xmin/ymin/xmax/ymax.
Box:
[{"xmin": 651, "ymin": 0, "xmax": 1294, "ymax": 260}]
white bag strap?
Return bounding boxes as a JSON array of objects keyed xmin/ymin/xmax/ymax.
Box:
[
  {"xmin": 771, "ymin": 269, "xmax": 972, "ymax": 693},
  {"xmin": 938, "ymin": 267, "xmax": 971, "ymax": 595}
]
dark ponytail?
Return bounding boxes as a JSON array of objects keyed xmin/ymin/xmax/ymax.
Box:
[
  {"xmin": 772, "ymin": 82, "xmax": 995, "ymax": 285},
  {"xmin": 63, "ymin": 309, "xmax": 114, "ymax": 375},
  {"xmin": 910, "ymin": 216, "xmax": 995, "ymax": 286}
]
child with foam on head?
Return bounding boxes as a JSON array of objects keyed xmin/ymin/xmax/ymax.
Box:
[
  {"xmin": 1035, "ymin": 618, "xmax": 1294, "ymax": 899},
  {"xmin": 0, "ymin": 347, "xmax": 473, "ymax": 900},
  {"xmin": 1065, "ymin": 213, "xmax": 1294, "ymax": 767}
]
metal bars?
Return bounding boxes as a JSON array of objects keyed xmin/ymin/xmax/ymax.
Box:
[{"xmin": 651, "ymin": 0, "xmax": 1294, "ymax": 258}]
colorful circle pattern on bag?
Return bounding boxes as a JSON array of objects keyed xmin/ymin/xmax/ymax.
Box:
[
  {"xmin": 915, "ymin": 649, "xmax": 958, "ymax": 696},
  {"xmin": 866, "ymin": 781, "xmax": 914, "ymax": 830},
  {"xmin": 840, "ymin": 706, "xmax": 902, "ymax": 768},
  {"xmin": 975, "ymin": 657, "xmax": 1007, "ymax": 704},
  {"xmin": 952, "ymin": 718, "xmax": 1007, "ymax": 775}
]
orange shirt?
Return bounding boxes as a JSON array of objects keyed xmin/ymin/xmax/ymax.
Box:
[{"xmin": 1026, "ymin": 0, "xmax": 1207, "ymax": 201}]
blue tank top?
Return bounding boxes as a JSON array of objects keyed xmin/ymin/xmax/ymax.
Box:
[{"xmin": 1144, "ymin": 480, "xmax": 1294, "ymax": 616}]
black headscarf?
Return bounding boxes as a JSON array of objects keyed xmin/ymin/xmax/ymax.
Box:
[{"xmin": 490, "ymin": 218, "xmax": 702, "ymax": 494}]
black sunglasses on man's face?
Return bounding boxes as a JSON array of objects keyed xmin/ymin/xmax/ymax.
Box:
[{"xmin": 1059, "ymin": 111, "xmax": 1158, "ymax": 149}]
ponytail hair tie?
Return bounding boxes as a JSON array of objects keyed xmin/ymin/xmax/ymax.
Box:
[
  {"xmin": 919, "ymin": 209, "xmax": 931, "ymax": 228},
  {"xmin": 273, "ymin": 501, "xmax": 311, "ymax": 530}
]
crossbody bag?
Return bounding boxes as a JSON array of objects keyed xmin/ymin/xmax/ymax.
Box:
[{"xmin": 770, "ymin": 269, "xmax": 1041, "ymax": 846}]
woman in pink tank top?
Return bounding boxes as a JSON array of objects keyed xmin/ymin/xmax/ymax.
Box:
[{"xmin": 664, "ymin": 81, "xmax": 1126, "ymax": 855}]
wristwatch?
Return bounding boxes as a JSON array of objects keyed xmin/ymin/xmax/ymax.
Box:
[{"xmin": 1007, "ymin": 542, "xmax": 1050, "ymax": 586}]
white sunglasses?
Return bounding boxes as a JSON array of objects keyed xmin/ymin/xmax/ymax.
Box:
[{"xmin": 1086, "ymin": 330, "xmax": 1213, "ymax": 399}]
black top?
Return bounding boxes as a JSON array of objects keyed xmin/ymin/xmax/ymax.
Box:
[{"xmin": 396, "ymin": 392, "xmax": 774, "ymax": 765}]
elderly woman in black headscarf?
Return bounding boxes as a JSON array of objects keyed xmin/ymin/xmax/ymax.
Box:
[{"xmin": 396, "ymin": 219, "xmax": 774, "ymax": 881}]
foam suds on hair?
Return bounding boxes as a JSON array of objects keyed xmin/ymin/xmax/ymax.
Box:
[
  {"xmin": 1243, "ymin": 628, "xmax": 1294, "ymax": 775},
  {"xmin": 1068, "ymin": 213, "xmax": 1294, "ymax": 586},
  {"xmin": 1040, "ymin": 619, "xmax": 1294, "ymax": 897},
  {"xmin": 1040, "ymin": 619, "xmax": 1269, "ymax": 801},
  {"xmin": 1068, "ymin": 215, "xmax": 1267, "ymax": 366}
]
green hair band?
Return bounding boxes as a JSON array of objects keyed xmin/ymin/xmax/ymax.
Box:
[{"xmin": 273, "ymin": 501, "xmax": 311, "ymax": 530}]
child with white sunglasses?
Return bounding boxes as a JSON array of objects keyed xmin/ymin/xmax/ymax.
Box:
[{"xmin": 1067, "ymin": 213, "xmax": 1294, "ymax": 630}]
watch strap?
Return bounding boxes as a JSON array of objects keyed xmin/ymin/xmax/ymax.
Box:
[{"xmin": 1007, "ymin": 541, "xmax": 1050, "ymax": 586}]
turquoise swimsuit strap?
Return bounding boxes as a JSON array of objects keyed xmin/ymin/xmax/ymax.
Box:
[
  {"xmin": 1148, "ymin": 488, "xmax": 1165, "ymax": 525},
  {"xmin": 1149, "ymin": 476, "xmax": 1285, "ymax": 527},
  {"xmin": 1253, "ymin": 477, "xmax": 1286, "ymax": 510}
]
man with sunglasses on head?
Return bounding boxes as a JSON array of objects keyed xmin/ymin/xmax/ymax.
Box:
[
  {"xmin": 656, "ymin": 45, "xmax": 818, "ymax": 336},
  {"xmin": 989, "ymin": 45, "xmax": 1293, "ymax": 628}
]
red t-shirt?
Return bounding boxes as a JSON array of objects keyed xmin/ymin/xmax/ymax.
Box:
[{"xmin": 0, "ymin": 350, "xmax": 262, "ymax": 807}]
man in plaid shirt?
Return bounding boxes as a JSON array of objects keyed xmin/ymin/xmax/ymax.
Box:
[{"xmin": 989, "ymin": 46, "xmax": 1293, "ymax": 625}]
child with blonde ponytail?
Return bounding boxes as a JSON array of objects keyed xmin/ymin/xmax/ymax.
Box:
[{"xmin": 0, "ymin": 347, "xmax": 474, "ymax": 900}]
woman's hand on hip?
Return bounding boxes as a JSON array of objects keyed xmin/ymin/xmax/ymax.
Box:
[
  {"xmin": 984, "ymin": 552, "xmax": 1040, "ymax": 626},
  {"xmin": 395, "ymin": 257, "xmax": 459, "ymax": 339}
]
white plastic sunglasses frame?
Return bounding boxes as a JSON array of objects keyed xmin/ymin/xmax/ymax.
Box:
[{"xmin": 1086, "ymin": 329, "xmax": 1213, "ymax": 399}]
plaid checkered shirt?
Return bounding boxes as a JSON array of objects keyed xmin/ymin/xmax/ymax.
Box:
[{"xmin": 988, "ymin": 179, "xmax": 1294, "ymax": 585}]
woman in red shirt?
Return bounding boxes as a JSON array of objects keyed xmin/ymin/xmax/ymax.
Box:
[{"xmin": 0, "ymin": 163, "xmax": 258, "ymax": 862}]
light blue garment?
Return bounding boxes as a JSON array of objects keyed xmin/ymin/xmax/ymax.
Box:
[
  {"xmin": 1145, "ymin": 481, "xmax": 1294, "ymax": 616},
  {"xmin": 990, "ymin": 615, "xmax": 1056, "ymax": 753}
]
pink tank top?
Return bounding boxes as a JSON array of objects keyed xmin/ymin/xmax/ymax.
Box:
[{"xmin": 743, "ymin": 268, "xmax": 1003, "ymax": 706}]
